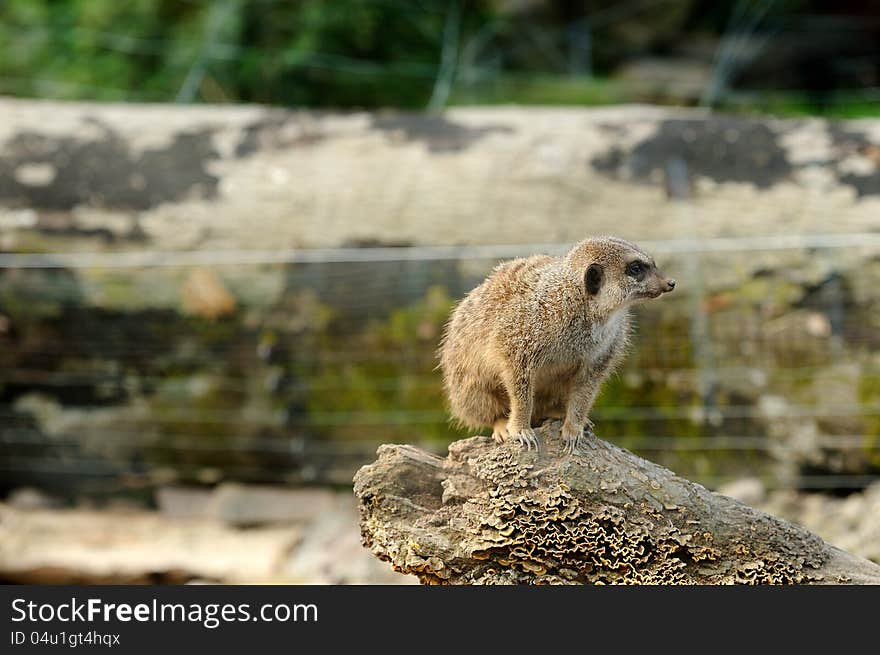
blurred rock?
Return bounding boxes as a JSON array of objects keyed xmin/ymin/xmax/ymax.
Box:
[
  {"xmin": 751, "ymin": 481, "xmax": 880, "ymax": 565},
  {"xmin": 0, "ymin": 503, "xmax": 300, "ymax": 584},
  {"xmin": 615, "ymin": 57, "xmax": 711, "ymax": 102},
  {"xmin": 0, "ymin": 489, "xmax": 414, "ymax": 584},
  {"xmin": 155, "ymin": 486, "xmax": 213, "ymax": 519},
  {"xmin": 156, "ymin": 484, "xmax": 341, "ymax": 526},
  {"xmin": 280, "ymin": 494, "xmax": 417, "ymax": 584},
  {"xmin": 7, "ymin": 487, "xmax": 62, "ymax": 510},
  {"xmin": 181, "ymin": 268, "xmax": 237, "ymax": 319},
  {"xmin": 717, "ymin": 477, "xmax": 766, "ymax": 507},
  {"xmin": 206, "ymin": 483, "xmax": 337, "ymax": 526}
]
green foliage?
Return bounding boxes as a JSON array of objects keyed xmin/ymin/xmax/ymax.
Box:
[
  {"xmin": 0, "ymin": 0, "xmax": 202, "ymax": 100},
  {"xmin": 234, "ymin": 0, "xmax": 485, "ymax": 108},
  {"xmin": 2, "ymin": 0, "xmax": 876, "ymax": 115},
  {"xmin": 0, "ymin": 0, "xmax": 494, "ymax": 107},
  {"xmin": 451, "ymin": 73, "xmax": 624, "ymax": 107},
  {"xmin": 719, "ymin": 93, "xmax": 880, "ymax": 119},
  {"xmin": 0, "ymin": 269, "xmax": 84, "ymax": 319},
  {"xmin": 858, "ymin": 371, "xmax": 880, "ymax": 467}
]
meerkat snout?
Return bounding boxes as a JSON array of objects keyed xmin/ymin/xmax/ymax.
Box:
[
  {"xmin": 617, "ymin": 255, "xmax": 676, "ymax": 302},
  {"xmin": 439, "ymin": 235, "xmax": 675, "ymax": 455}
]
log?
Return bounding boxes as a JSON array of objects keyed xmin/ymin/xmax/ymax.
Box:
[
  {"xmin": 2, "ymin": 98, "xmax": 879, "ymax": 257},
  {"xmin": 353, "ymin": 420, "xmax": 880, "ymax": 584}
]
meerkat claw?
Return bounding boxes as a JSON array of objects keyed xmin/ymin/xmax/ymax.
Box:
[
  {"xmin": 562, "ymin": 423, "xmax": 592, "ymax": 454},
  {"xmin": 514, "ymin": 428, "xmax": 539, "ymax": 451}
]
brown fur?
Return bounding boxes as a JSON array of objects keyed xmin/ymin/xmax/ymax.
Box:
[{"xmin": 438, "ymin": 236, "xmax": 676, "ymax": 453}]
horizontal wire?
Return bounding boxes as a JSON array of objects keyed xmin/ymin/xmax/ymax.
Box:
[
  {"xmin": 7, "ymin": 365, "xmax": 880, "ymax": 391},
  {"xmin": 0, "ymin": 349, "xmax": 693, "ymax": 366},
  {"xmin": 0, "ymin": 368, "xmax": 444, "ymax": 391},
  {"xmin": 5, "ymin": 400, "xmax": 880, "ymax": 422},
  {"xmin": 0, "ymin": 455, "xmax": 358, "ymax": 480},
  {"xmin": 0, "ymin": 454, "xmax": 876, "ymax": 492},
  {"xmin": 0, "ymin": 341, "xmax": 847, "ymax": 361},
  {"xmin": 0, "ymin": 408, "xmax": 448, "ymax": 426},
  {"xmin": 1, "ymin": 430, "xmax": 876, "ymax": 453},
  {"xmin": 1, "ymin": 458, "xmax": 872, "ymax": 490},
  {"xmin": 3, "ymin": 233, "xmax": 880, "ymax": 269}
]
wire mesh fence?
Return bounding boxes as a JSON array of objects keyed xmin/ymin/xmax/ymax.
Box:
[{"xmin": 2, "ymin": 234, "xmax": 879, "ymax": 497}]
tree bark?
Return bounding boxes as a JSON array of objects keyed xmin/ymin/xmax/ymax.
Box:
[{"xmin": 353, "ymin": 420, "xmax": 880, "ymax": 584}]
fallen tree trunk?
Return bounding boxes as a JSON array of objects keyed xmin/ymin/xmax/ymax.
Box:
[{"xmin": 353, "ymin": 420, "xmax": 880, "ymax": 584}]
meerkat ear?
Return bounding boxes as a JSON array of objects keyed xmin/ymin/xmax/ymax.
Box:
[{"xmin": 585, "ymin": 263, "xmax": 603, "ymax": 295}]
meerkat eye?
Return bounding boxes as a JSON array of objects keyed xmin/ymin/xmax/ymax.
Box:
[{"xmin": 626, "ymin": 261, "xmax": 645, "ymax": 277}]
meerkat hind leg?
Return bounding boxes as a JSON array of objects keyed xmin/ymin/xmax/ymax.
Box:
[{"xmin": 492, "ymin": 418, "xmax": 510, "ymax": 444}]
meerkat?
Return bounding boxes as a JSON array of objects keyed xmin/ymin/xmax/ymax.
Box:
[{"xmin": 438, "ymin": 236, "xmax": 676, "ymax": 454}]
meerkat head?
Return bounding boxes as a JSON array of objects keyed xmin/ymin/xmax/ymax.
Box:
[{"xmin": 565, "ymin": 236, "xmax": 676, "ymax": 314}]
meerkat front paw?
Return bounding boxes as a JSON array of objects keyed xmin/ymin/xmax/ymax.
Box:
[
  {"xmin": 512, "ymin": 427, "xmax": 539, "ymax": 451},
  {"xmin": 493, "ymin": 419, "xmax": 539, "ymax": 450},
  {"xmin": 562, "ymin": 420, "xmax": 594, "ymax": 454}
]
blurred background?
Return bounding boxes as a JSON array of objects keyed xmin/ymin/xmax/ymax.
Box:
[{"xmin": 0, "ymin": 0, "xmax": 879, "ymax": 583}]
